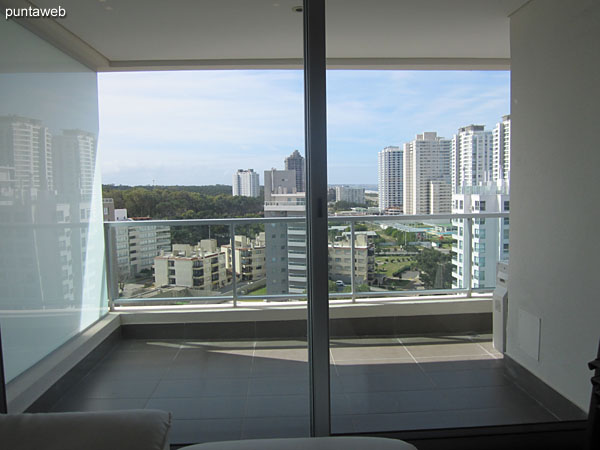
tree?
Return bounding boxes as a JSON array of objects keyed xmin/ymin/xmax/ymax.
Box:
[{"xmin": 413, "ymin": 248, "xmax": 453, "ymax": 289}]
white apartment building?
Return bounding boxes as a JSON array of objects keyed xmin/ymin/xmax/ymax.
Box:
[
  {"xmin": 451, "ymin": 125, "xmax": 494, "ymax": 191},
  {"xmin": 221, "ymin": 233, "xmax": 266, "ymax": 281},
  {"xmin": 334, "ymin": 186, "xmax": 365, "ymax": 204},
  {"xmin": 154, "ymin": 240, "xmax": 227, "ymax": 291},
  {"xmin": 378, "ymin": 146, "xmax": 403, "ymax": 213},
  {"xmin": 452, "ymin": 185, "xmax": 510, "ymax": 289},
  {"xmin": 232, "ymin": 169, "xmax": 260, "ymax": 198},
  {"xmin": 403, "ymin": 132, "xmax": 452, "ymax": 215}
]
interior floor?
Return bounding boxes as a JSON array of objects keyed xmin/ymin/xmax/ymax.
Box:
[{"xmin": 47, "ymin": 333, "xmax": 585, "ymax": 444}]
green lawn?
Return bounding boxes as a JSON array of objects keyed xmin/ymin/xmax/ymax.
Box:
[
  {"xmin": 246, "ymin": 286, "xmax": 267, "ymax": 295},
  {"xmin": 375, "ymin": 256, "xmax": 414, "ymax": 277}
]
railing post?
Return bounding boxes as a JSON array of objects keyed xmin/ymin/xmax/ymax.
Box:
[
  {"xmin": 103, "ymin": 223, "xmax": 117, "ymax": 312},
  {"xmin": 350, "ymin": 221, "xmax": 356, "ymax": 302},
  {"xmin": 230, "ymin": 224, "xmax": 237, "ymax": 308},
  {"xmin": 465, "ymin": 217, "xmax": 473, "ymax": 298}
]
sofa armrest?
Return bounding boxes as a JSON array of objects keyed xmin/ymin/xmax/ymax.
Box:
[{"xmin": 0, "ymin": 409, "xmax": 172, "ymax": 450}]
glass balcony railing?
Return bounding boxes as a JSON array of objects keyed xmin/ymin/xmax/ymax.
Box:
[{"xmin": 104, "ymin": 212, "xmax": 508, "ymax": 308}]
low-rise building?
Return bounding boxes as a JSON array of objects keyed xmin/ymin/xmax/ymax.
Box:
[
  {"xmin": 328, "ymin": 234, "xmax": 375, "ymax": 286},
  {"xmin": 221, "ymin": 233, "xmax": 266, "ymax": 281},
  {"xmin": 154, "ymin": 240, "xmax": 227, "ymax": 292}
]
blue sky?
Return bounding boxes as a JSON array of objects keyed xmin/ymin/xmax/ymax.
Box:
[{"xmin": 98, "ymin": 70, "xmax": 509, "ymax": 186}]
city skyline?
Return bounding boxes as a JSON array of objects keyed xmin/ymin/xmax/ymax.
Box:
[{"xmin": 98, "ymin": 70, "xmax": 510, "ymax": 186}]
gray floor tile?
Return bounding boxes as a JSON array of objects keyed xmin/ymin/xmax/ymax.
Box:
[
  {"xmin": 330, "ymin": 415, "xmax": 357, "ymax": 433},
  {"xmin": 87, "ymin": 362, "xmax": 170, "ymax": 380},
  {"xmin": 170, "ymin": 419, "xmax": 243, "ymax": 444},
  {"xmin": 67, "ymin": 378, "xmax": 160, "ymax": 399},
  {"xmin": 252, "ymin": 348, "xmax": 308, "ymax": 362},
  {"xmin": 248, "ymin": 376, "xmax": 308, "ymax": 396},
  {"xmin": 51, "ymin": 396, "xmax": 148, "ymax": 412},
  {"xmin": 115, "ymin": 339, "xmax": 184, "ymax": 352},
  {"xmin": 245, "ymin": 394, "xmax": 309, "ymax": 417},
  {"xmin": 153, "ymin": 378, "xmax": 249, "ymax": 398},
  {"xmin": 333, "ymin": 359, "xmax": 421, "ymax": 377},
  {"xmin": 332, "ymin": 345, "xmax": 412, "ymax": 361},
  {"xmin": 251, "ymin": 358, "xmax": 309, "ymax": 377},
  {"xmin": 241, "ymin": 416, "xmax": 310, "ymax": 439},
  {"xmin": 405, "ymin": 342, "xmax": 489, "ymax": 358},
  {"xmin": 146, "ymin": 396, "xmax": 246, "ymax": 420},
  {"xmin": 428, "ymin": 368, "xmax": 509, "ymax": 388},
  {"xmin": 416, "ymin": 355, "xmax": 504, "ymax": 372},
  {"xmin": 337, "ymin": 372, "xmax": 435, "ymax": 393},
  {"xmin": 254, "ymin": 340, "xmax": 307, "ymax": 350}
]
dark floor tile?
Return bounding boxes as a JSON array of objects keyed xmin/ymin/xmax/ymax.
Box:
[
  {"xmin": 153, "ymin": 378, "xmax": 249, "ymax": 398},
  {"xmin": 334, "ymin": 359, "xmax": 422, "ymax": 377},
  {"xmin": 86, "ymin": 362, "xmax": 170, "ymax": 381},
  {"xmin": 248, "ymin": 376, "xmax": 308, "ymax": 396},
  {"xmin": 51, "ymin": 396, "xmax": 148, "ymax": 412},
  {"xmin": 416, "ymin": 355, "xmax": 504, "ymax": 372},
  {"xmin": 66, "ymin": 378, "xmax": 160, "ymax": 399},
  {"xmin": 428, "ymin": 368, "xmax": 509, "ymax": 388},
  {"xmin": 337, "ymin": 371, "xmax": 435, "ymax": 393},
  {"xmin": 115, "ymin": 339, "xmax": 184, "ymax": 352},
  {"xmin": 342, "ymin": 390, "xmax": 444, "ymax": 415},
  {"xmin": 245, "ymin": 394, "xmax": 309, "ymax": 417},
  {"xmin": 252, "ymin": 348, "xmax": 308, "ymax": 362},
  {"xmin": 146, "ymin": 396, "xmax": 246, "ymax": 420},
  {"xmin": 241, "ymin": 416, "xmax": 309, "ymax": 439},
  {"xmin": 330, "ymin": 414, "xmax": 356, "ymax": 433},
  {"xmin": 251, "ymin": 358, "xmax": 309, "ymax": 377},
  {"xmin": 440, "ymin": 385, "xmax": 547, "ymax": 411},
  {"xmin": 170, "ymin": 418, "xmax": 243, "ymax": 444}
]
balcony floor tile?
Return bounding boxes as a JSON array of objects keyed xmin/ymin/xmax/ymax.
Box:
[{"xmin": 43, "ymin": 334, "xmax": 583, "ymax": 444}]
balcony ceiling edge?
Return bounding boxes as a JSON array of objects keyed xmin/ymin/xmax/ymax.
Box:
[{"xmin": 103, "ymin": 57, "xmax": 510, "ymax": 72}]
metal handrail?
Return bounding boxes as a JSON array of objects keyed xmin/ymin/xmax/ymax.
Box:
[{"xmin": 106, "ymin": 212, "xmax": 509, "ymax": 307}]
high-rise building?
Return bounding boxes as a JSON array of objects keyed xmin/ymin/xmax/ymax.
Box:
[
  {"xmin": 284, "ymin": 149, "xmax": 305, "ymax": 192},
  {"xmin": 0, "ymin": 115, "xmax": 53, "ymax": 197},
  {"xmin": 378, "ymin": 146, "xmax": 403, "ymax": 213},
  {"xmin": 264, "ymin": 167, "xmax": 305, "ymax": 295},
  {"xmin": 403, "ymin": 132, "xmax": 452, "ymax": 215},
  {"xmin": 232, "ymin": 169, "xmax": 260, "ymax": 198},
  {"xmin": 493, "ymin": 115, "xmax": 511, "ymax": 184},
  {"xmin": 451, "ymin": 117, "xmax": 511, "ymax": 290},
  {"xmin": 334, "ymin": 186, "xmax": 365, "ymax": 204},
  {"xmin": 53, "ymin": 129, "xmax": 97, "ymax": 200},
  {"xmin": 451, "ymin": 125, "xmax": 494, "ymax": 191},
  {"xmin": 451, "ymin": 185, "xmax": 510, "ymax": 289}
]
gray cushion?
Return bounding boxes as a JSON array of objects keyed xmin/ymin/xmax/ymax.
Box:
[
  {"xmin": 0, "ymin": 409, "xmax": 172, "ymax": 450},
  {"xmin": 181, "ymin": 437, "xmax": 417, "ymax": 450}
]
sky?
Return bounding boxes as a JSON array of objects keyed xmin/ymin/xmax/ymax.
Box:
[{"xmin": 98, "ymin": 70, "xmax": 509, "ymax": 186}]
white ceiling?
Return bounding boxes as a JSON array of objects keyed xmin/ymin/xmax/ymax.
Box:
[{"xmin": 8, "ymin": 0, "xmax": 527, "ymax": 71}]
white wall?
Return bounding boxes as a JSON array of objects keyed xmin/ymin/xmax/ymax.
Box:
[{"xmin": 508, "ymin": 0, "xmax": 600, "ymax": 410}]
